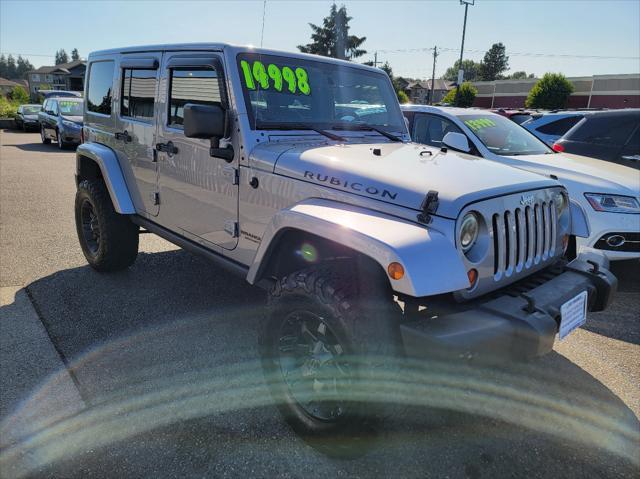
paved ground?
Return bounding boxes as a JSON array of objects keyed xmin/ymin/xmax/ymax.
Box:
[{"xmin": 0, "ymin": 129, "xmax": 638, "ymax": 478}]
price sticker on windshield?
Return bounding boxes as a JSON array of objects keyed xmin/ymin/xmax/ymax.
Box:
[
  {"xmin": 240, "ymin": 60, "xmax": 311, "ymax": 95},
  {"xmin": 464, "ymin": 118, "xmax": 496, "ymax": 131}
]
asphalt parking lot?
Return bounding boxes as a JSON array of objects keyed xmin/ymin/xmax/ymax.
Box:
[{"xmin": 0, "ymin": 129, "xmax": 638, "ymax": 478}]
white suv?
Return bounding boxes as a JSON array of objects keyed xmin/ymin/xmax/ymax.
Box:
[{"xmin": 403, "ymin": 105, "xmax": 640, "ymax": 261}]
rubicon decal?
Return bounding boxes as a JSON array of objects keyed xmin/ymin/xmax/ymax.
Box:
[{"xmin": 304, "ymin": 171, "xmax": 398, "ymax": 200}]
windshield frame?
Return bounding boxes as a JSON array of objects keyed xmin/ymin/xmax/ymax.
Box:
[
  {"xmin": 235, "ymin": 52, "xmax": 406, "ymax": 135},
  {"xmin": 457, "ymin": 112, "xmax": 553, "ymax": 156}
]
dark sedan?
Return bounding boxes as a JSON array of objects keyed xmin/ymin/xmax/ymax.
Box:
[
  {"xmin": 14, "ymin": 104, "xmax": 42, "ymax": 131},
  {"xmin": 553, "ymin": 109, "xmax": 640, "ymax": 169}
]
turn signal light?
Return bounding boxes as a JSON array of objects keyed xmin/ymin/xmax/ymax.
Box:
[
  {"xmin": 552, "ymin": 143, "xmax": 565, "ymax": 152},
  {"xmin": 387, "ymin": 262, "xmax": 405, "ymax": 280},
  {"xmin": 467, "ymin": 268, "xmax": 478, "ymax": 288}
]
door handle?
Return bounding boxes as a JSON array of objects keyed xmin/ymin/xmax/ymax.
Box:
[
  {"xmin": 156, "ymin": 141, "xmax": 179, "ymax": 155},
  {"xmin": 115, "ymin": 130, "xmax": 132, "ymax": 143}
]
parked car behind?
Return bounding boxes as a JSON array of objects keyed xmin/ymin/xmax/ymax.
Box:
[
  {"xmin": 38, "ymin": 97, "xmax": 84, "ymax": 149},
  {"xmin": 402, "ymin": 105, "xmax": 640, "ymax": 261},
  {"xmin": 552, "ymin": 109, "xmax": 640, "ymax": 169},
  {"xmin": 14, "ymin": 104, "xmax": 42, "ymax": 131},
  {"xmin": 491, "ymin": 108, "xmax": 536, "ymax": 125},
  {"xmin": 522, "ymin": 111, "xmax": 586, "ymax": 146}
]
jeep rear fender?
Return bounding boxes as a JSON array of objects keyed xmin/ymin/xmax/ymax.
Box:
[
  {"xmin": 76, "ymin": 143, "xmax": 135, "ymax": 214},
  {"xmin": 247, "ymin": 199, "xmax": 469, "ymax": 297}
]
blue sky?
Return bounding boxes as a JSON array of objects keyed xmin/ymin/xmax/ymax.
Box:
[{"xmin": 1, "ymin": 0, "xmax": 639, "ymax": 79}]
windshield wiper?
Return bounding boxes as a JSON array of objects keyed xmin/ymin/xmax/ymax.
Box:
[
  {"xmin": 255, "ymin": 122, "xmax": 346, "ymax": 141},
  {"xmin": 330, "ymin": 123, "xmax": 403, "ymax": 142}
]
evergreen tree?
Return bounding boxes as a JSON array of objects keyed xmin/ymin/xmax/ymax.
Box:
[
  {"xmin": 0, "ymin": 55, "xmax": 7, "ymax": 78},
  {"xmin": 16, "ymin": 56, "xmax": 34, "ymax": 78},
  {"xmin": 71, "ymin": 48, "xmax": 80, "ymax": 61},
  {"xmin": 55, "ymin": 49, "xmax": 69, "ymax": 65},
  {"xmin": 6, "ymin": 55, "xmax": 17, "ymax": 79},
  {"xmin": 298, "ymin": 3, "xmax": 366, "ymax": 60},
  {"xmin": 479, "ymin": 43, "xmax": 509, "ymax": 81}
]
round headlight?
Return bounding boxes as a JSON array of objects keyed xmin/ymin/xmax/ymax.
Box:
[
  {"xmin": 554, "ymin": 192, "xmax": 567, "ymax": 216},
  {"xmin": 460, "ymin": 212, "xmax": 479, "ymax": 252}
]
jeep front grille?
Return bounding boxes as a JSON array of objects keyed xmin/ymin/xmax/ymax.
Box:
[{"xmin": 491, "ymin": 200, "xmax": 557, "ymax": 280}]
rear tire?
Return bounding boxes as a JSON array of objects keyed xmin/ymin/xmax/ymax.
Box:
[
  {"xmin": 260, "ymin": 262, "xmax": 401, "ymax": 457},
  {"xmin": 41, "ymin": 126, "xmax": 50, "ymax": 144},
  {"xmin": 74, "ymin": 179, "xmax": 139, "ymax": 272}
]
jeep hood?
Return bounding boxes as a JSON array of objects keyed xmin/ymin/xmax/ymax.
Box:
[{"xmin": 254, "ymin": 141, "xmax": 557, "ymax": 219}]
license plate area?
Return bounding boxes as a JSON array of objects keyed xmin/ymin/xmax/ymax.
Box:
[{"xmin": 559, "ymin": 290, "xmax": 588, "ymax": 340}]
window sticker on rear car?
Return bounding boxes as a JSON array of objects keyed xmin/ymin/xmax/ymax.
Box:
[
  {"xmin": 239, "ymin": 60, "xmax": 311, "ymax": 95},
  {"xmin": 464, "ymin": 118, "xmax": 496, "ymax": 131}
]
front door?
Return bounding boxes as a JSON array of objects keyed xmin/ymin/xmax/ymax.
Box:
[
  {"xmin": 114, "ymin": 53, "xmax": 162, "ymax": 216},
  {"xmin": 156, "ymin": 52, "xmax": 239, "ymax": 250}
]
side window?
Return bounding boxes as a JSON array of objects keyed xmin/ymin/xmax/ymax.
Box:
[
  {"xmin": 51, "ymin": 101, "xmax": 59, "ymax": 115},
  {"xmin": 568, "ymin": 116, "xmax": 637, "ymax": 145},
  {"xmin": 168, "ymin": 68, "xmax": 221, "ymax": 128},
  {"xmin": 87, "ymin": 61, "xmax": 115, "ymax": 115},
  {"xmin": 43, "ymin": 100, "xmax": 49, "ymax": 113},
  {"xmin": 121, "ymin": 68, "xmax": 157, "ymax": 121},
  {"xmin": 413, "ymin": 114, "xmax": 462, "ymax": 147},
  {"xmin": 536, "ymin": 116, "xmax": 582, "ymax": 135}
]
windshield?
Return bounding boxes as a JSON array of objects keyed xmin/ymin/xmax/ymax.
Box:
[
  {"xmin": 23, "ymin": 106, "xmax": 42, "ymax": 114},
  {"xmin": 460, "ymin": 113, "xmax": 552, "ymax": 156},
  {"xmin": 237, "ymin": 53, "xmax": 405, "ymax": 133},
  {"xmin": 58, "ymin": 100, "xmax": 83, "ymax": 117}
]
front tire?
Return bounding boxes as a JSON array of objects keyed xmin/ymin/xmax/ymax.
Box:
[
  {"xmin": 56, "ymin": 130, "xmax": 65, "ymax": 149},
  {"xmin": 260, "ymin": 263, "xmax": 401, "ymax": 456},
  {"xmin": 74, "ymin": 179, "xmax": 139, "ymax": 272},
  {"xmin": 41, "ymin": 126, "xmax": 50, "ymax": 144}
]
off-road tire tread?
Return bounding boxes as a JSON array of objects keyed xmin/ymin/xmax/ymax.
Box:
[{"xmin": 75, "ymin": 179, "xmax": 139, "ymax": 272}]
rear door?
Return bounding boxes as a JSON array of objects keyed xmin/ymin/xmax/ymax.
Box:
[
  {"xmin": 618, "ymin": 124, "xmax": 640, "ymax": 169},
  {"xmin": 114, "ymin": 54, "xmax": 162, "ymax": 216},
  {"xmin": 44, "ymin": 100, "xmax": 58, "ymax": 136},
  {"xmin": 155, "ymin": 51, "xmax": 239, "ymax": 250}
]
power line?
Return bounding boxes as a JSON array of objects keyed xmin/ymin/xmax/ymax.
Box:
[{"xmin": 372, "ymin": 46, "xmax": 640, "ymax": 60}]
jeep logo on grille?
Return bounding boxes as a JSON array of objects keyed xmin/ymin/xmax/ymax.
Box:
[{"xmin": 520, "ymin": 194, "xmax": 535, "ymax": 207}]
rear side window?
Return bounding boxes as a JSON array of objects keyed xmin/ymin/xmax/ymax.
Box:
[
  {"xmin": 510, "ymin": 114, "xmax": 532, "ymax": 125},
  {"xmin": 121, "ymin": 69, "xmax": 156, "ymax": 120},
  {"xmin": 87, "ymin": 61, "xmax": 115, "ymax": 115},
  {"xmin": 567, "ymin": 115, "xmax": 638, "ymax": 145},
  {"xmin": 168, "ymin": 68, "xmax": 221, "ymax": 128},
  {"xmin": 536, "ymin": 116, "xmax": 582, "ymax": 135}
]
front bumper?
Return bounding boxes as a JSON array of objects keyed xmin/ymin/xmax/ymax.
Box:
[
  {"xmin": 61, "ymin": 128, "xmax": 81, "ymax": 143},
  {"xmin": 400, "ymin": 252, "xmax": 617, "ymax": 361}
]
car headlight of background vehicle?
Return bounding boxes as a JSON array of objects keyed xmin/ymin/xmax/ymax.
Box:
[
  {"xmin": 584, "ymin": 193, "xmax": 640, "ymax": 214},
  {"xmin": 459, "ymin": 212, "xmax": 479, "ymax": 252}
]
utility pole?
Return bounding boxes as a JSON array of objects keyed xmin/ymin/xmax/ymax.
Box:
[
  {"xmin": 336, "ymin": 7, "xmax": 346, "ymax": 60},
  {"xmin": 373, "ymin": 51, "xmax": 379, "ymax": 68},
  {"xmin": 429, "ymin": 46, "xmax": 438, "ymax": 105},
  {"xmin": 455, "ymin": 0, "xmax": 474, "ymax": 104}
]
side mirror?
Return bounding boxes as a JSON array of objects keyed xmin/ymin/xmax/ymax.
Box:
[
  {"xmin": 442, "ymin": 132, "xmax": 471, "ymax": 153},
  {"xmin": 184, "ymin": 103, "xmax": 225, "ymax": 139}
]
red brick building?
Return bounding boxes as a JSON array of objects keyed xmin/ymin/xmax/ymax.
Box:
[{"xmin": 472, "ymin": 73, "xmax": 640, "ymax": 109}]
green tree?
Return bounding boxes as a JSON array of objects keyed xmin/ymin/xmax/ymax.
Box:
[
  {"xmin": 71, "ymin": 48, "xmax": 80, "ymax": 61},
  {"xmin": 397, "ymin": 90, "xmax": 409, "ymax": 104},
  {"xmin": 442, "ymin": 82, "xmax": 477, "ymax": 107},
  {"xmin": 10, "ymin": 85, "xmax": 29, "ymax": 104},
  {"xmin": 0, "ymin": 55, "xmax": 7, "ymax": 78},
  {"xmin": 16, "ymin": 56, "xmax": 34, "ymax": 79},
  {"xmin": 508, "ymin": 71, "xmax": 535, "ymax": 80},
  {"xmin": 6, "ymin": 55, "xmax": 17, "ymax": 79},
  {"xmin": 442, "ymin": 59, "xmax": 481, "ymax": 83},
  {"xmin": 479, "ymin": 43, "xmax": 509, "ymax": 81},
  {"xmin": 298, "ymin": 3, "xmax": 366, "ymax": 60},
  {"xmin": 55, "ymin": 49, "xmax": 69, "ymax": 65},
  {"xmin": 525, "ymin": 73, "xmax": 574, "ymax": 109}
]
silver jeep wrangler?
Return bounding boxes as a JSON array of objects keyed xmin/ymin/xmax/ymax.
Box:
[{"xmin": 74, "ymin": 43, "xmax": 616, "ymax": 442}]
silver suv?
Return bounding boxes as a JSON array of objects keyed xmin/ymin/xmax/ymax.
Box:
[{"xmin": 74, "ymin": 43, "xmax": 616, "ymax": 446}]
